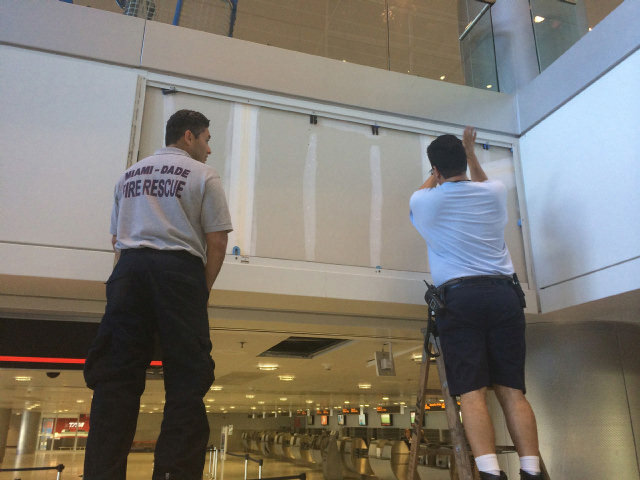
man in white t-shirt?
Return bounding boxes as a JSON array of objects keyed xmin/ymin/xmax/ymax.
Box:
[
  {"xmin": 410, "ymin": 128, "xmax": 542, "ymax": 480},
  {"xmin": 84, "ymin": 110, "xmax": 232, "ymax": 480}
]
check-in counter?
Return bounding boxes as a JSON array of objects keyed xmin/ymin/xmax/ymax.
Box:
[
  {"xmin": 368, "ymin": 439, "xmax": 410, "ymax": 480},
  {"xmin": 241, "ymin": 432, "xmax": 251, "ymax": 453},
  {"xmin": 280, "ymin": 432, "xmax": 295, "ymax": 460},
  {"xmin": 341, "ymin": 437, "xmax": 374, "ymax": 476},
  {"xmin": 291, "ymin": 433, "xmax": 314, "ymax": 464},
  {"xmin": 260, "ymin": 432, "xmax": 274, "ymax": 457},
  {"xmin": 310, "ymin": 434, "xmax": 329, "ymax": 466},
  {"xmin": 274, "ymin": 433, "xmax": 285, "ymax": 458}
]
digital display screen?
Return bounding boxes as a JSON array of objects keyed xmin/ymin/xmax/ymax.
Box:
[
  {"xmin": 380, "ymin": 413, "xmax": 392, "ymax": 426},
  {"xmin": 410, "ymin": 411, "xmax": 416, "ymax": 425},
  {"xmin": 307, "ymin": 415, "xmax": 314, "ymax": 425},
  {"xmin": 337, "ymin": 414, "xmax": 345, "ymax": 425},
  {"xmin": 320, "ymin": 415, "xmax": 328, "ymax": 426},
  {"xmin": 358, "ymin": 413, "xmax": 367, "ymax": 426}
]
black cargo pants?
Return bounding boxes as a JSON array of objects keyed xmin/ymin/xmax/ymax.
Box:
[{"xmin": 84, "ymin": 248, "xmax": 214, "ymax": 480}]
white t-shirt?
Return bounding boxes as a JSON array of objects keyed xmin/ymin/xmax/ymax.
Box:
[
  {"xmin": 110, "ymin": 147, "xmax": 233, "ymax": 263},
  {"xmin": 410, "ymin": 180, "xmax": 514, "ymax": 287}
]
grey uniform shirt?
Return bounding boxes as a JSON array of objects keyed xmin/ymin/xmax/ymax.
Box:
[{"xmin": 110, "ymin": 147, "xmax": 233, "ymax": 263}]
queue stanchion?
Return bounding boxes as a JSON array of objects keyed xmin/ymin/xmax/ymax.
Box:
[
  {"xmin": 56, "ymin": 464, "xmax": 65, "ymax": 480},
  {"xmin": 244, "ymin": 453, "xmax": 249, "ymax": 480},
  {"xmin": 214, "ymin": 447, "xmax": 219, "ymax": 480},
  {"xmin": 258, "ymin": 458, "xmax": 263, "ymax": 480}
]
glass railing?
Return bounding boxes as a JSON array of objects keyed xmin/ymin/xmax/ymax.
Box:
[
  {"xmin": 530, "ymin": 0, "xmax": 623, "ymax": 72},
  {"xmin": 67, "ymin": 0, "xmax": 622, "ymax": 91},
  {"xmin": 460, "ymin": 3, "xmax": 499, "ymax": 92}
]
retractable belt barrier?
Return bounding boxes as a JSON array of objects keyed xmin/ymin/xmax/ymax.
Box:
[
  {"xmin": 247, "ymin": 474, "xmax": 306, "ymax": 480},
  {"xmin": 0, "ymin": 464, "xmax": 65, "ymax": 480},
  {"xmin": 223, "ymin": 451, "xmax": 264, "ymax": 480}
]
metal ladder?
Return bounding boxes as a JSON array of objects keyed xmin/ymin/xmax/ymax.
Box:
[{"xmin": 406, "ymin": 320, "xmax": 550, "ymax": 480}]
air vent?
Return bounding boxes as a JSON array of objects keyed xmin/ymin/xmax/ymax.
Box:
[{"xmin": 258, "ymin": 336, "xmax": 349, "ymax": 359}]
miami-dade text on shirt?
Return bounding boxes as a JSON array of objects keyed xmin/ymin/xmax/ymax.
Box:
[{"xmin": 122, "ymin": 165, "xmax": 191, "ymax": 199}]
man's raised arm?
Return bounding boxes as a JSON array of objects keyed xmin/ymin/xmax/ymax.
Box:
[{"xmin": 463, "ymin": 126, "xmax": 488, "ymax": 182}]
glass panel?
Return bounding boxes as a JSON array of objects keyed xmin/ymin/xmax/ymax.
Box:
[
  {"xmin": 387, "ymin": 0, "xmax": 464, "ymax": 84},
  {"xmin": 530, "ymin": 0, "xmax": 588, "ymax": 71},
  {"xmin": 460, "ymin": 7, "xmax": 499, "ymax": 91}
]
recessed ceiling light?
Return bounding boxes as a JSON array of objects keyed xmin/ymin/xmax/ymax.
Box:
[
  {"xmin": 305, "ymin": 400, "xmax": 314, "ymax": 404},
  {"xmin": 257, "ymin": 364, "xmax": 279, "ymax": 371},
  {"xmin": 344, "ymin": 401, "xmax": 350, "ymax": 404},
  {"xmin": 258, "ymin": 401, "xmax": 265, "ymax": 405},
  {"xmin": 534, "ymin": 15, "xmax": 545, "ymax": 23},
  {"xmin": 251, "ymin": 406, "xmax": 257, "ymax": 410},
  {"xmin": 14, "ymin": 376, "xmax": 31, "ymax": 382},
  {"xmin": 486, "ymin": 84, "xmax": 493, "ymax": 89},
  {"xmin": 210, "ymin": 386, "xmax": 223, "ymax": 391},
  {"xmin": 400, "ymin": 402, "xmax": 406, "ymax": 405},
  {"xmin": 358, "ymin": 383, "xmax": 372, "ymax": 389},
  {"xmin": 207, "ymin": 399, "xmax": 215, "ymax": 403},
  {"xmin": 411, "ymin": 353, "xmax": 423, "ymax": 363},
  {"xmin": 219, "ymin": 407, "xmax": 225, "ymax": 410},
  {"xmin": 140, "ymin": 404, "xmax": 146, "ymax": 408},
  {"xmin": 76, "ymin": 400, "xmax": 84, "ymax": 403},
  {"xmin": 382, "ymin": 396, "xmax": 389, "ymax": 400},
  {"xmin": 230, "ymin": 406, "xmax": 236, "ymax": 409},
  {"xmin": 245, "ymin": 394, "xmax": 255, "ymax": 399},
  {"xmin": 279, "ymin": 397, "xmax": 288, "ymax": 401},
  {"xmin": 278, "ymin": 375, "xmax": 295, "ymax": 381},
  {"xmin": 365, "ymin": 404, "xmax": 370, "ymax": 407},
  {"xmin": 440, "ymin": 75, "xmax": 446, "ymax": 80}
]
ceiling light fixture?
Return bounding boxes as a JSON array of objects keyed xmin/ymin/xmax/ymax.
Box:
[
  {"xmin": 210, "ymin": 386, "xmax": 223, "ymax": 391},
  {"xmin": 245, "ymin": 394, "xmax": 255, "ymax": 399},
  {"xmin": 382, "ymin": 396, "xmax": 389, "ymax": 400},
  {"xmin": 257, "ymin": 363, "xmax": 279, "ymax": 371},
  {"xmin": 305, "ymin": 400, "xmax": 314, "ymax": 404},
  {"xmin": 279, "ymin": 397, "xmax": 288, "ymax": 401},
  {"xmin": 258, "ymin": 401, "xmax": 265, "ymax": 405},
  {"xmin": 440, "ymin": 75, "xmax": 446, "ymax": 80},
  {"xmin": 486, "ymin": 84, "xmax": 493, "ymax": 89},
  {"xmin": 358, "ymin": 383, "xmax": 372, "ymax": 389},
  {"xmin": 534, "ymin": 15, "xmax": 545, "ymax": 23},
  {"xmin": 278, "ymin": 375, "xmax": 295, "ymax": 381},
  {"xmin": 411, "ymin": 353, "xmax": 423, "ymax": 363},
  {"xmin": 14, "ymin": 376, "xmax": 31, "ymax": 382}
]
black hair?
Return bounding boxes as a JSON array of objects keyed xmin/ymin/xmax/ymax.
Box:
[
  {"xmin": 426, "ymin": 134, "xmax": 467, "ymax": 178},
  {"xmin": 165, "ymin": 109, "xmax": 210, "ymax": 146}
]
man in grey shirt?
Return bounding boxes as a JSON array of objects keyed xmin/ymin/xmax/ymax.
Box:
[{"xmin": 84, "ymin": 110, "xmax": 232, "ymax": 480}]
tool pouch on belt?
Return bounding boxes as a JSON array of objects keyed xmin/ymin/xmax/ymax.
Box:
[
  {"xmin": 512, "ymin": 273, "xmax": 527, "ymax": 308},
  {"xmin": 423, "ymin": 281, "xmax": 445, "ymax": 318}
]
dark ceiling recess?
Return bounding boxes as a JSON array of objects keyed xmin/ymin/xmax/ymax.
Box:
[{"xmin": 258, "ymin": 336, "xmax": 349, "ymax": 359}]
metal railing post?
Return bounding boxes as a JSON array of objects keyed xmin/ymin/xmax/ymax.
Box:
[
  {"xmin": 244, "ymin": 454, "xmax": 249, "ymax": 480},
  {"xmin": 258, "ymin": 459, "xmax": 263, "ymax": 479},
  {"xmin": 214, "ymin": 447, "xmax": 218, "ymax": 480}
]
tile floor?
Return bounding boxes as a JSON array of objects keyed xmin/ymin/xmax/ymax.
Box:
[{"xmin": 0, "ymin": 449, "xmax": 325, "ymax": 480}]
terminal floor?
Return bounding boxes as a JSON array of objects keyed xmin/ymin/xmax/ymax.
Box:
[{"xmin": 0, "ymin": 450, "xmax": 324, "ymax": 480}]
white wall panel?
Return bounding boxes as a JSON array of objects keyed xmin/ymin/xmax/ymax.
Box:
[
  {"xmin": 0, "ymin": 46, "xmax": 139, "ymax": 251},
  {"xmin": 519, "ymin": 50, "xmax": 640, "ymax": 297}
]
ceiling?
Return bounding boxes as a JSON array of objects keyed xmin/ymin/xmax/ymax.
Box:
[{"xmin": 0, "ymin": 303, "xmax": 444, "ymax": 416}]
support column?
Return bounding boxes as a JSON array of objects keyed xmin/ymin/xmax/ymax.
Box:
[
  {"xmin": 17, "ymin": 410, "xmax": 41, "ymax": 455},
  {"xmin": 0, "ymin": 408, "xmax": 11, "ymax": 463}
]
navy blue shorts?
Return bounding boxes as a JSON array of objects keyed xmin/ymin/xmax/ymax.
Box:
[{"xmin": 435, "ymin": 279, "xmax": 526, "ymax": 396}]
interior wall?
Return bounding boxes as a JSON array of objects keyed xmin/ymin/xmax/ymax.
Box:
[{"xmin": 518, "ymin": 49, "xmax": 640, "ymax": 313}]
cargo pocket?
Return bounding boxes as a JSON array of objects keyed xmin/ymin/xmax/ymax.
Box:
[
  {"xmin": 198, "ymin": 336, "xmax": 215, "ymax": 395},
  {"xmin": 84, "ymin": 331, "xmax": 113, "ymax": 390}
]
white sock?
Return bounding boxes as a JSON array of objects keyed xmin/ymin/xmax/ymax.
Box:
[
  {"xmin": 475, "ymin": 453, "xmax": 500, "ymax": 475},
  {"xmin": 520, "ymin": 456, "xmax": 541, "ymax": 475}
]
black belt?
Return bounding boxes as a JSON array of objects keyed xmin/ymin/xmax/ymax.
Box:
[
  {"xmin": 120, "ymin": 247, "xmax": 199, "ymax": 262},
  {"xmin": 440, "ymin": 274, "xmax": 514, "ymax": 292}
]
